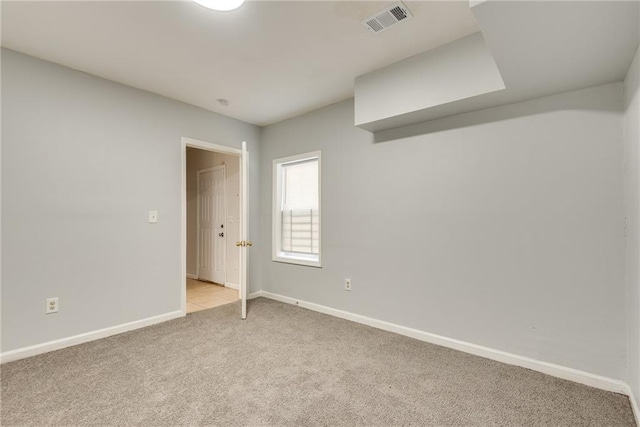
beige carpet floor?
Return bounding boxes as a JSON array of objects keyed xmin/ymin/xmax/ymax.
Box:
[{"xmin": 1, "ymin": 298, "xmax": 636, "ymax": 426}]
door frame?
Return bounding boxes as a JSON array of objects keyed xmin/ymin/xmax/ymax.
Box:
[
  {"xmin": 181, "ymin": 137, "xmax": 244, "ymax": 317},
  {"xmin": 196, "ymin": 164, "xmax": 227, "ymax": 285}
]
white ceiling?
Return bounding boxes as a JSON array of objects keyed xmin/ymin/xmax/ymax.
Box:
[
  {"xmin": 358, "ymin": 0, "xmax": 640, "ymax": 132},
  {"xmin": 1, "ymin": 1, "xmax": 480, "ymax": 126}
]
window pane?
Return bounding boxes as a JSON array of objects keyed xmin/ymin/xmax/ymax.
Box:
[
  {"xmin": 281, "ymin": 159, "xmax": 319, "ymax": 255},
  {"xmin": 283, "ymin": 160, "xmax": 318, "ymax": 211}
]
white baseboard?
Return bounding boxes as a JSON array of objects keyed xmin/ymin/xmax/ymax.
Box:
[
  {"xmin": 225, "ymin": 282, "xmax": 239, "ymax": 290},
  {"xmin": 248, "ymin": 290, "xmax": 263, "ymax": 300},
  {"xmin": 0, "ymin": 310, "xmax": 184, "ymax": 364},
  {"xmin": 186, "ymin": 273, "xmax": 198, "ymax": 280},
  {"xmin": 258, "ymin": 291, "xmax": 630, "ymax": 395}
]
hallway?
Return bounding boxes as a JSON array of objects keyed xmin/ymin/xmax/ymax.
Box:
[{"xmin": 186, "ymin": 278, "xmax": 239, "ymax": 313}]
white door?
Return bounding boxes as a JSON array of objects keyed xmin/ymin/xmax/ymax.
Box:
[
  {"xmin": 197, "ymin": 166, "xmax": 226, "ymax": 284},
  {"xmin": 240, "ymin": 141, "xmax": 249, "ymax": 319}
]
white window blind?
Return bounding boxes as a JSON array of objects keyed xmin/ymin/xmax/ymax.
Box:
[
  {"xmin": 273, "ymin": 151, "xmax": 321, "ymax": 267},
  {"xmin": 281, "ymin": 159, "xmax": 319, "ymax": 255}
]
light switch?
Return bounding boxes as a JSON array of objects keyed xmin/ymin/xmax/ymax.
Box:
[{"xmin": 149, "ymin": 210, "xmax": 158, "ymax": 223}]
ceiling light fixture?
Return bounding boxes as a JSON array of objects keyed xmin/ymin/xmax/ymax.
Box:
[{"xmin": 192, "ymin": 0, "xmax": 245, "ymax": 12}]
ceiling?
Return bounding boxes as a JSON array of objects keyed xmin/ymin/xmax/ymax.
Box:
[
  {"xmin": 1, "ymin": 1, "xmax": 480, "ymax": 126},
  {"xmin": 357, "ymin": 0, "xmax": 640, "ymax": 132}
]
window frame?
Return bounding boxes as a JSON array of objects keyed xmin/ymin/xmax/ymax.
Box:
[{"xmin": 272, "ymin": 150, "xmax": 322, "ymax": 268}]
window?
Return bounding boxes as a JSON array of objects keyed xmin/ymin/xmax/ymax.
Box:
[{"xmin": 273, "ymin": 151, "xmax": 321, "ymax": 267}]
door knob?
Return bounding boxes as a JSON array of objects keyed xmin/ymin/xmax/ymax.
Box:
[{"xmin": 218, "ymin": 232, "xmax": 224, "ymax": 237}]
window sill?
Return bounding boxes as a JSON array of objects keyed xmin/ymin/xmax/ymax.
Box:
[{"xmin": 272, "ymin": 253, "xmax": 322, "ymax": 268}]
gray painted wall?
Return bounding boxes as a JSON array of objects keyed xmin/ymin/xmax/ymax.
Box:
[
  {"xmin": 354, "ymin": 32, "xmax": 505, "ymax": 132},
  {"xmin": 1, "ymin": 49, "xmax": 261, "ymax": 352},
  {"xmin": 186, "ymin": 148, "xmax": 241, "ymax": 286},
  {"xmin": 260, "ymin": 84, "xmax": 627, "ymax": 380},
  {"xmin": 624, "ymin": 43, "xmax": 640, "ymax": 409}
]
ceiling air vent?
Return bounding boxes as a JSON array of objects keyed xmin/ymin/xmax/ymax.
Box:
[{"xmin": 361, "ymin": 2, "xmax": 413, "ymax": 34}]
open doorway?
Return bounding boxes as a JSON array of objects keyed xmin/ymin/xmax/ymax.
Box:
[
  {"xmin": 181, "ymin": 138, "xmax": 249, "ymax": 319},
  {"xmin": 186, "ymin": 148, "xmax": 240, "ymax": 313}
]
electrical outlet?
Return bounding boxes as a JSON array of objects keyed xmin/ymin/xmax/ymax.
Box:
[
  {"xmin": 46, "ymin": 297, "xmax": 59, "ymax": 314},
  {"xmin": 345, "ymin": 278, "xmax": 352, "ymax": 291}
]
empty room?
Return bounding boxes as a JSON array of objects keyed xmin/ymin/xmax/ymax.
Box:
[{"xmin": 1, "ymin": 0, "xmax": 640, "ymax": 426}]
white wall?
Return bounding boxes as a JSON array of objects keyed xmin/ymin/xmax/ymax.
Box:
[
  {"xmin": 186, "ymin": 148, "xmax": 241, "ymax": 287},
  {"xmin": 1, "ymin": 49, "xmax": 261, "ymax": 353},
  {"xmin": 260, "ymin": 83, "xmax": 627, "ymax": 380},
  {"xmin": 624, "ymin": 42, "xmax": 640, "ymax": 409}
]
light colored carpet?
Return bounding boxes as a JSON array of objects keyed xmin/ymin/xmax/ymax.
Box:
[{"xmin": 1, "ymin": 298, "xmax": 636, "ymax": 426}]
